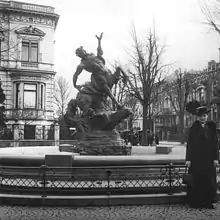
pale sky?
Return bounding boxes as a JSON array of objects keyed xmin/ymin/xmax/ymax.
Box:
[{"xmin": 19, "ymin": 0, "xmax": 220, "ymax": 97}]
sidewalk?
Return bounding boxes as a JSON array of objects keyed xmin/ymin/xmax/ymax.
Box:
[{"xmin": 1, "ymin": 202, "xmax": 220, "ymax": 220}]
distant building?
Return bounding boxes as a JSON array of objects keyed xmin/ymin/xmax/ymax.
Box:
[
  {"xmin": 131, "ymin": 60, "xmax": 220, "ymax": 141},
  {"xmin": 0, "ymin": 0, "xmax": 59, "ymax": 139},
  {"xmin": 155, "ymin": 60, "xmax": 220, "ymax": 140}
]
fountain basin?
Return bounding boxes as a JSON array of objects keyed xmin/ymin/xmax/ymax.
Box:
[{"xmin": 0, "ymin": 145, "xmax": 185, "ymax": 167}]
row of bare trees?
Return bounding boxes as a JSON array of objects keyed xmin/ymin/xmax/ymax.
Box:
[
  {"xmin": 54, "ymin": 0, "xmax": 220, "ymax": 145},
  {"xmin": 53, "ymin": 30, "xmax": 208, "ymax": 145},
  {"xmin": 53, "ymin": 27, "xmax": 194, "ymax": 145},
  {"xmin": 125, "ymin": 26, "xmax": 167, "ymax": 145}
]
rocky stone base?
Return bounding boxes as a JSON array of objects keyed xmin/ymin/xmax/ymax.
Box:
[{"xmin": 76, "ymin": 130, "xmax": 131, "ymax": 155}]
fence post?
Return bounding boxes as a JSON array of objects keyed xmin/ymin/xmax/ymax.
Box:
[
  {"xmin": 168, "ymin": 162, "xmax": 173, "ymax": 195},
  {"xmin": 54, "ymin": 122, "xmax": 60, "ymax": 147},
  {"xmin": 106, "ymin": 170, "xmax": 112, "ymax": 205},
  {"xmin": 40, "ymin": 165, "xmax": 47, "ymax": 201}
]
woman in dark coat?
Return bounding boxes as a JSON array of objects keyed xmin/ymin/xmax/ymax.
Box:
[{"xmin": 186, "ymin": 106, "xmax": 219, "ymax": 209}]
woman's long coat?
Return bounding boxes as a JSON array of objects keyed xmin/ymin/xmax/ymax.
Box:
[{"xmin": 186, "ymin": 120, "xmax": 219, "ymax": 206}]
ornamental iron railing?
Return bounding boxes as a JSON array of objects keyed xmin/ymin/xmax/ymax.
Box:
[{"xmin": 0, "ymin": 163, "xmax": 196, "ymax": 197}]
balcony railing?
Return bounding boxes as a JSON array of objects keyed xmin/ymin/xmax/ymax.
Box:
[
  {"xmin": 9, "ymin": 1, "xmax": 55, "ymax": 14},
  {"xmin": 21, "ymin": 62, "xmax": 39, "ymax": 68},
  {"xmin": 7, "ymin": 109, "xmax": 46, "ymax": 120}
]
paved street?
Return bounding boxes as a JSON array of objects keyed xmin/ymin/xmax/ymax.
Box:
[{"xmin": 1, "ymin": 203, "xmax": 220, "ymax": 220}]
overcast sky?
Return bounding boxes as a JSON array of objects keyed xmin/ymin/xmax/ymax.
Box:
[{"xmin": 20, "ymin": 0, "xmax": 220, "ymax": 97}]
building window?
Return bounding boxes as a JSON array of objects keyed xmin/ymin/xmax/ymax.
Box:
[
  {"xmin": 40, "ymin": 84, "xmax": 44, "ymax": 109},
  {"xmin": 29, "ymin": 17, "xmax": 34, "ymax": 23},
  {"xmin": 14, "ymin": 82, "xmax": 45, "ymax": 109},
  {"xmin": 164, "ymin": 97, "xmax": 170, "ymax": 109},
  {"xmin": 15, "ymin": 83, "xmax": 20, "ymax": 108},
  {"xmin": 24, "ymin": 84, "xmax": 37, "ymax": 108},
  {"xmin": 21, "ymin": 40, "xmax": 38, "ymax": 62},
  {"xmin": 24, "ymin": 125, "xmax": 35, "ymax": 139}
]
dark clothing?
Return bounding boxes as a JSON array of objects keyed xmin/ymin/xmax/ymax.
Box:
[
  {"xmin": 155, "ymin": 135, "xmax": 159, "ymax": 145},
  {"xmin": 130, "ymin": 132, "xmax": 139, "ymax": 146},
  {"xmin": 120, "ymin": 130, "xmax": 129, "ymax": 145},
  {"xmin": 148, "ymin": 133, "xmax": 153, "ymax": 146},
  {"xmin": 186, "ymin": 120, "xmax": 219, "ymax": 208}
]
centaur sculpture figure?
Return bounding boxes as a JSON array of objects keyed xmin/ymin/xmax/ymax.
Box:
[
  {"xmin": 62, "ymin": 33, "xmax": 132, "ymax": 155},
  {"xmin": 73, "ymin": 33, "xmax": 128, "ymax": 115},
  {"xmin": 69, "ymin": 33, "xmax": 131, "ymax": 131}
]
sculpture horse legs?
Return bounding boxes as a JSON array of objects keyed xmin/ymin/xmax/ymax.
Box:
[{"xmin": 103, "ymin": 84, "xmax": 122, "ymax": 109}]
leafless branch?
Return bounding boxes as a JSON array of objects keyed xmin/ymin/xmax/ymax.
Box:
[
  {"xmin": 200, "ymin": 0, "xmax": 220, "ymax": 34},
  {"xmin": 53, "ymin": 76, "xmax": 71, "ymax": 116}
]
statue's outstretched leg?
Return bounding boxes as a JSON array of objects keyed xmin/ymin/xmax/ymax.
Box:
[{"xmin": 103, "ymin": 84, "xmax": 123, "ymax": 109}]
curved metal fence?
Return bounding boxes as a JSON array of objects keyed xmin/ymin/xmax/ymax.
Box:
[
  {"xmin": 1, "ymin": 163, "xmax": 219, "ymax": 198},
  {"xmin": 0, "ymin": 163, "xmax": 194, "ymax": 197}
]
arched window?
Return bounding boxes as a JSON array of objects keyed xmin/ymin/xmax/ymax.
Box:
[{"xmin": 196, "ymin": 86, "xmax": 205, "ymax": 102}]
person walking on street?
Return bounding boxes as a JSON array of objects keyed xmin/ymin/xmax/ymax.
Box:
[
  {"xmin": 155, "ymin": 133, "xmax": 159, "ymax": 145},
  {"xmin": 148, "ymin": 130, "xmax": 153, "ymax": 146},
  {"xmin": 185, "ymin": 106, "xmax": 219, "ymax": 209}
]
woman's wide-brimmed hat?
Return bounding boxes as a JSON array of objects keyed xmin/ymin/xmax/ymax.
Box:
[{"xmin": 196, "ymin": 106, "xmax": 211, "ymax": 116}]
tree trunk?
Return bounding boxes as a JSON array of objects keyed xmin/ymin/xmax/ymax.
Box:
[
  {"xmin": 128, "ymin": 116, "xmax": 133, "ymax": 130},
  {"xmin": 141, "ymin": 104, "xmax": 148, "ymax": 146}
]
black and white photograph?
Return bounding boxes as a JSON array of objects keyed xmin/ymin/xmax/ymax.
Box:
[{"xmin": 0, "ymin": 0, "xmax": 220, "ymax": 219}]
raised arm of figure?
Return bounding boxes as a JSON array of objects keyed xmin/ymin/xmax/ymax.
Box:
[{"xmin": 95, "ymin": 32, "xmax": 105, "ymax": 64}]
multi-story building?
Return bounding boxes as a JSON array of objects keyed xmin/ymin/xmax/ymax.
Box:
[
  {"xmin": 0, "ymin": 1, "xmax": 59, "ymax": 139},
  {"xmin": 130, "ymin": 60, "xmax": 220, "ymax": 141},
  {"xmin": 154, "ymin": 60, "xmax": 220, "ymax": 140}
]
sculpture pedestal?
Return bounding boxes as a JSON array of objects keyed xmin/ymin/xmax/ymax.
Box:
[{"xmin": 77, "ymin": 130, "xmax": 131, "ymax": 155}]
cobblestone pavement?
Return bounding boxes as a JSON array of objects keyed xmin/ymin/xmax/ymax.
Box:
[{"xmin": 1, "ymin": 203, "xmax": 220, "ymax": 220}]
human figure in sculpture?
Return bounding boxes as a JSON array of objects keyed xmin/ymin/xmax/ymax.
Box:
[{"xmin": 73, "ymin": 32, "xmax": 123, "ymax": 112}]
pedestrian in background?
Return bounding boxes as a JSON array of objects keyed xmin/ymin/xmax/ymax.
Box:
[
  {"xmin": 155, "ymin": 133, "xmax": 159, "ymax": 145},
  {"xmin": 185, "ymin": 106, "xmax": 219, "ymax": 209},
  {"xmin": 148, "ymin": 130, "xmax": 153, "ymax": 146},
  {"xmin": 130, "ymin": 128, "xmax": 139, "ymax": 146}
]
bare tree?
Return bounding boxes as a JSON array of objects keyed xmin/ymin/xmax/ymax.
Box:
[
  {"xmin": 54, "ymin": 76, "xmax": 71, "ymax": 116},
  {"xmin": 124, "ymin": 95, "xmax": 139, "ymax": 129},
  {"xmin": 163, "ymin": 69, "xmax": 192, "ymax": 142},
  {"xmin": 0, "ymin": 14, "xmax": 21, "ymax": 62},
  {"xmin": 200, "ymin": 0, "xmax": 220, "ymax": 34},
  {"xmin": 163, "ymin": 69, "xmax": 210, "ymax": 142},
  {"xmin": 126, "ymin": 26, "xmax": 167, "ymax": 145},
  {"xmin": 111, "ymin": 64, "xmax": 127, "ymax": 111}
]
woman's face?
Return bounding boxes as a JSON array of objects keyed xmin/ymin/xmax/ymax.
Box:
[{"xmin": 199, "ymin": 113, "xmax": 208, "ymax": 123}]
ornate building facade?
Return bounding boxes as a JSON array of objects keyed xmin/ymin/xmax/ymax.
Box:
[
  {"xmin": 130, "ymin": 60, "xmax": 220, "ymax": 141},
  {"xmin": 155, "ymin": 60, "xmax": 220, "ymax": 140},
  {"xmin": 0, "ymin": 0, "xmax": 59, "ymax": 139}
]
